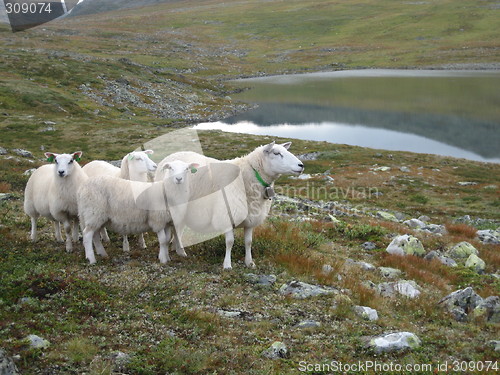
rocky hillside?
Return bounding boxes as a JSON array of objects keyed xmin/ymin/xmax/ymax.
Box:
[{"xmin": 68, "ymin": 0, "xmax": 183, "ymax": 17}]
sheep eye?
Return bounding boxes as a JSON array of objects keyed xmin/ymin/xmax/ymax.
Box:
[
  {"xmin": 69, "ymin": 160, "xmax": 73, "ymax": 164},
  {"xmin": 273, "ymin": 152, "xmax": 282, "ymax": 157}
]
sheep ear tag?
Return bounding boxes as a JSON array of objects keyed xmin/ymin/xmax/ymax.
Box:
[
  {"xmin": 190, "ymin": 167, "xmax": 198, "ymax": 174},
  {"xmin": 74, "ymin": 156, "xmax": 81, "ymax": 162},
  {"xmin": 264, "ymin": 186, "xmax": 275, "ymax": 200},
  {"xmin": 47, "ymin": 155, "xmax": 55, "ymax": 162}
]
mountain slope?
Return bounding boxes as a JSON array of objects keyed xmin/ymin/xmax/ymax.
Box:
[{"xmin": 69, "ymin": 0, "xmax": 183, "ymax": 16}]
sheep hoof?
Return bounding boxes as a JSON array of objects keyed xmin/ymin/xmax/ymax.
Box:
[
  {"xmin": 246, "ymin": 261, "xmax": 256, "ymax": 269},
  {"xmin": 223, "ymin": 265, "xmax": 233, "ymax": 270},
  {"xmin": 176, "ymin": 249, "xmax": 188, "ymax": 257},
  {"xmin": 159, "ymin": 256, "xmax": 171, "ymax": 264}
]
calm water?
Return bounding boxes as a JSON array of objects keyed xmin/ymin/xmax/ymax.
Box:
[{"xmin": 194, "ymin": 70, "xmax": 500, "ymax": 163}]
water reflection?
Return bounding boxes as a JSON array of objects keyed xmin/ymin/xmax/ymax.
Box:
[{"xmin": 193, "ymin": 121, "xmax": 500, "ymax": 163}]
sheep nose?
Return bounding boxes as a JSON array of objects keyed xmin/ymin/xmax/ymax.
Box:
[
  {"xmin": 58, "ymin": 170, "xmax": 65, "ymax": 177},
  {"xmin": 176, "ymin": 177, "xmax": 182, "ymax": 183}
]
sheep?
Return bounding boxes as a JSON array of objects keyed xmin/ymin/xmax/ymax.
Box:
[
  {"xmin": 78, "ymin": 160, "xmax": 198, "ymax": 264},
  {"xmin": 24, "ymin": 151, "xmax": 87, "ymax": 252},
  {"xmin": 82, "ymin": 150, "xmax": 157, "ymax": 250},
  {"xmin": 155, "ymin": 141, "xmax": 304, "ymax": 269}
]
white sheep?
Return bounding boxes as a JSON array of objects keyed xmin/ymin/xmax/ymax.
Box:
[
  {"xmin": 82, "ymin": 150, "xmax": 157, "ymax": 250},
  {"xmin": 24, "ymin": 151, "xmax": 87, "ymax": 252},
  {"xmin": 78, "ymin": 160, "xmax": 198, "ymax": 264},
  {"xmin": 155, "ymin": 141, "xmax": 304, "ymax": 269}
]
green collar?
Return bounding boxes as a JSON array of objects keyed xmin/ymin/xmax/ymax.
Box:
[{"xmin": 253, "ymin": 168, "xmax": 270, "ymax": 188}]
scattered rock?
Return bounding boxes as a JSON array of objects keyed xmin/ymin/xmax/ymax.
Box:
[
  {"xmin": 23, "ymin": 168, "xmax": 36, "ymax": 176},
  {"xmin": 465, "ymin": 254, "xmax": 486, "ymax": 273},
  {"xmin": 458, "ymin": 181, "xmax": 478, "ymax": 186},
  {"xmin": 377, "ymin": 211, "xmax": 399, "ymax": 222},
  {"xmin": 386, "ymin": 234, "xmax": 425, "ymax": 256},
  {"xmin": 354, "ymin": 306, "xmax": 379, "ymax": 321},
  {"xmin": 109, "ymin": 351, "xmax": 131, "ymax": 372},
  {"xmin": 418, "ymin": 215, "xmax": 430, "ymax": 223},
  {"xmin": 378, "ymin": 267, "xmax": 402, "ymax": 279},
  {"xmin": 43, "ymin": 120, "xmax": 56, "ymax": 125},
  {"xmin": 0, "ymin": 193, "xmax": 14, "ymax": 201},
  {"xmin": 245, "ymin": 273, "xmax": 276, "ymax": 287},
  {"xmin": 0, "ymin": 147, "xmax": 7, "ymax": 155},
  {"xmin": 487, "ymin": 340, "xmax": 500, "ymax": 352},
  {"xmin": 40, "ymin": 126, "xmax": 56, "ymax": 132},
  {"xmin": 25, "ymin": 334, "xmax": 50, "ymax": 349},
  {"xmin": 294, "ymin": 320, "xmax": 321, "ymax": 329},
  {"xmin": 262, "ymin": 341, "xmax": 289, "ymax": 359},
  {"xmin": 477, "ymin": 229, "xmax": 500, "ymax": 245},
  {"xmin": 0, "ymin": 348, "xmax": 19, "ymax": 375},
  {"xmin": 473, "ymin": 296, "xmax": 500, "ymax": 323},
  {"xmin": 367, "ymin": 332, "xmax": 421, "ymax": 353},
  {"xmin": 399, "ymin": 166, "xmax": 410, "ymax": 173},
  {"xmin": 296, "ymin": 173, "xmax": 311, "ymax": 180},
  {"xmin": 448, "ymin": 242, "xmax": 479, "ymax": 259},
  {"xmin": 371, "ymin": 166, "xmax": 391, "ymax": 172},
  {"xmin": 362, "ymin": 241, "xmax": 376, "ymax": 250},
  {"xmin": 11, "ymin": 149, "xmax": 33, "ymax": 158},
  {"xmin": 321, "ymin": 264, "xmax": 333, "ymax": 275},
  {"xmin": 296, "ymin": 152, "xmax": 320, "ymax": 161},
  {"xmin": 424, "ymin": 251, "xmax": 457, "ymax": 266},
  {"xmin": 347, "ymin": 259, "xmax": 375, "ymax": 271},
  {"xmin": 439, "ymin": 287, "xmax": 483, "ymax": 321},
  {"xmin": 403, "ymin": 218, "xmax": 426, "ymax": 229},
  {"xmin": 377, "ymin": 280, "xmax": 421, "ymax": 298},
  {"xmin": 279, "ymin": 281, "xmax": 337, "ymax": 299},
  {"xmin": 420, "ymin": 224, "xmax": 446, "ymax": 235}
]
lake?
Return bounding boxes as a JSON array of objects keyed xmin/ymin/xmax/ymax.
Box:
[{"xmin": 193, "ymin": 70, "xmax": 500, "ymax": 163}]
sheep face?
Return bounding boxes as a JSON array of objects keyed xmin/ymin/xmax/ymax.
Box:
[
  {"xmin": 162, "ymin": 160, "xmax": 199, "ymax": 185},
  {"xmin": 262, "ymin": 141, "xmax": 304, "ymax": 176},
  {"xmin": 45, "ymin": 152, "xmax": 83, "ymax": 178},
  {"xmin": 128, "ymin": 150, "xmax": 157, "ymax": 174}
]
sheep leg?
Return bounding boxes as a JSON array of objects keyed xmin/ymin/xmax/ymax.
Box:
[
  {"xmin": 30, "ymin": 217, "xmax": 38, "ymax": 242},
  {"xmin": 83, "ymin": 227, "xmax": 96, "ymax": 264},
  {"xmin": 71, "ymin": 220, "xmax": 79, "ymax": 242},
  {"xmin": 122, "ymin": 235, "xmax": 130, "ymax": 252},
  {"xmin": 100, "ymin": 228, "xmax": 110, "ymax": 243},
  {"xmin": 93, "ymin": 231, "xmax": 108, "ymax": 258},
  {"xmin": 173, "ymin": 226, "xmax": 187, "ymax": 257},
  {"xmin": 244, "ymin": 227, "xmax": 256, "ymax": 268},
  {"xmin": 53, "ymin": 221, "xmax": 63, "ymax": 242},
  {"xmin": 138, "ymin": 233, "xmax": 147, "ymax": 249},
  {"xmin": 223, "ymin": 230, "xmax": 234, "ymax": 270},
  {"xmin": 63, "ymin": 220, "xmax": 73, "ymax": 252},
  {"xmin": 158, "ymin": 228, "xmax": 171, "ymax": 264}
]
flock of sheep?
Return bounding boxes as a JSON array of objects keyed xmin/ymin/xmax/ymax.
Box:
[{"xmin": 24, "ymin": 141, "xmax": 304, "ymax": 269}]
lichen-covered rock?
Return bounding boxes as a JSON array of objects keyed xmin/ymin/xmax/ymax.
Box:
[
  {"xmin": 362, "ymin": 241, "xmax": 376, "ymax": 250},
  {"xmin": 377, "ymin": 211, "xmax": 399, "ymax": 222},
  {"xmin": 25, "ymin": 334, "xmax": 50, "ymax": 349},
  {"xmin": 465, "ymin": 254, "xmax": 486, "ymax": 273},
  {"xmin": 279, "ymin": 281, "xmax": 337, "ymax": 299},
  {"xmin": 354, "ymin": 306, "xmax": 379, "ymax": 321},
  {"xmin": 448, "ymin": 242, "xmax": 479, "ymax": 259},
  {"xmin": 476, "ymin": 229, "xmax": 500, "ymax": 245},
  {"xmin": 403, "ymin": 218, "xmax": 426, "ymax": 229},
  {"xmin": 386, "ymin": 235, "xmax": 425, "ymax": 256},
  {"xmin": 262, "ymin": 341, "xmax": 289, "ymax": 359},
  {"xmin": 0, "ymin": 349, "xmax": 19, "ymax": 375},
  {"xmin": 378, "ymin": 267, "xmax": 402, "ymax": 279},
  {"xmin": 245, "ymin": 273, "xmax": 276, "ymax": 286},
  {"xmin": 439, "ymin": 287, "xmax": 483, "ymax": 321},
  {"xmin": 294, "ymin": 320, "xmax": 321, "ymax": 329},
  {"xmin": 368, "ymin": 332, "xmax": 421, "ymax": 353},
  {"xmin": 473, "ymin": 296, "xmax": 500, "ymax": 323},
  {"xmin": 377, "ymin": 280, "xmax": 421, "ymax": 299}
]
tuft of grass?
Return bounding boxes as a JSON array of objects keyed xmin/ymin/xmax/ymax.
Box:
[
  {"xmin": 445, "ymin": 223, "xmax": 477, "ymax": 239},
  {"xmin": 410, "ymin": 194, "xmax": 429, "ymax": 204},
  {"xmin": 64, "ymin": 337, "xmax": 99, "ymax": 364}
]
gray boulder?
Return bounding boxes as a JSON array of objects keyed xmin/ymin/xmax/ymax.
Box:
[
  {"xmin": 439, "ymin": 287, "xmax": 483, "ymax": 321},
  {"xmin": 403, "ymin": 219, "xmax": 426, "ymax": 229},
  {"xmin": 386, "ymin": 235, "xmax": 425, "ymax": 256},
  {"xmin": 477, "ymin": 229, "xmax": 500, "ymax": 245},
  {"xmin": 421, "ymin": 224, "xmax": 447, "ymax": 235},
  {"xmin": 262, "ymin": 341, "xmax": 289, "ymax": 359},
  {"xmin": 294, "ymin": 320, "xmax": 321, "ymax": 329},
  {"xmin": 465, "ymin": 254, "xmax": 486, "ymax": 273},
  {"xmin": 473, "ymin": 296, "xmax": 500, "ymax": 323},
  {"xmin": 25, "ymin": 334, "xmax": 50, "ymax": 349},
  {"xmin": 448, "ymin": 242, "xmax": 478, "ymax": 259},
  {"xmin": 245, "ymin": 273, "xmax": 277, "ymax": 287},
  {"xmin": 377, "ymin": 280, "xmax": 421, "ymax": 299},
  {"xmin": 487, "ymin": 340, "xmax": 500, "ymax": 352},
  {"xmin": 354, "ymin": 306, "xmax": 379, "ymax": 321},
  {"xmin": 0, "ymin": 147, "xmax": 7, "ymax": 155},
  {"xmin": 362, "ymin": 241, "xmax": 376, "ymax": 250},
  {"xmin": 12, "ymin": 148, "xmax": 33, "ymax": 158},
  {"xmin": 368, "ymin": 332, "xmax": 421, "ymax": 353},
  {"xmin": 378, "ymin": 267, "xmax": 402, "ymax": 279},
  {"xmin": 279, "ymin": 281, "xmax": 337, "ymax": 299},
  {"xmin": 0, "ymin": 349, "xmax": 19, "ymax": 375},
  {"xmin": 377, "ymin": 211, "xmax": 399, "ymax": 222}
]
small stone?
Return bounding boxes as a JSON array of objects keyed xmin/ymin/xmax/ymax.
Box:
[
  {"xmin": 487, "ymin": 340, "xmax": 500, "ymax": 352},
  {"xmin": 294, "ymin": 320, "xmax": 321, "ymax": 329},
  {"xmin": 43, "ymin": 121, "xmax": 56, "ymax": 125},
  {"xmin": 12, "ymin": 149, "xmax": 33, "ymax": 158},
  {"xmin": 399, "ymin": 166, "xmax": 410, "ymax": 173},
  {"xmin": 109, "ymin": 351, "xmax": 131, "ymax": 371},
  {"xmin": 477, "ymin": 229, "xmax": 500, "ymax": 245},
  {"xmin": 438, "ymin": 256, "xmax": 457, "ymax": 267},
  {"xmin": 393, "ymin": 280, "xmax": 421, "ymax": 298},
  {"xmin": 378, "ymin": 267, "xmax": 402, "ymax": 279},
  {"xmin": 296, "ymin": 174, "xmax": 311, "ymax": 180},
  {"xmin": 0, "ymin": 348, "xmax": 19, "ymax": 375},
  {"xmin": 0, "ymin": 193, "xmax": 14, "ymax": 201},
  {"xmin": 377, "ymin": 211, "xmax": 399, "ymax": 222},
  {"xmin": 372, "ymin": 166, "xmax": 391, "ymax": 172},
  {"xmin": 473, "ymin": 296, "xmax": 500, "ymax": 323},
  {"xmin": 279, "ymin": 281, "xmax": 337, "ymax": 299},
  {"xmin": 447, "ymin": 241, "xmax": 479, "ymax": 259},
  {"xmin": 23, "ymin": 168, "xmax": 36, "ymax": 176},
  {"xmin": 403, "ymin": 218, "xmax": 426, "ymax": 229},
  {"xmin": 354, "ymin": 306, "xmax": 379, "ymax": 321},
  {"xmin": 418, "ymin": 215, "xmax": 430, "ymax": 223},
  {"xmin": 321, "ymin": 264, "xmax": 333, "ymax": 275},
  {"xmin": 362, "ymin": 241, "xmax": 376, "ymax": 250},
  {"xmin": 465, "ymin": 254, "xmax": 486, "ymax": 273},
  {"xmin": 424, "ymin": 250, "xmax": 439, "ymax": 261},
  {"xmin": 245, "ymin": 273, "xmax": 276, "ymax": 286},
  {"xmin": 0, "ymin": 147, "xmax": 7, "ymax": 155},
  {"xmin": 450, "ymin": 307, "xmax": 468, "ymax": 322},
  {"xmin": 421, "ymin": 224, "xmax": 446, "ymax": 235},
  {"xmin": 368, "ymin": 332, "xmax": 421, "ymax": 353},
  {"xmin": 262, "ymin": 341, "xmax": 289, "ymax": 359},
  {"xmin": 386, "ymin": 234, "xmax": 425, "ymax": 256},
  {"xmin": 458, "ymin": 181, "xmax": 478, "ymax": 186},
  {"xmin": 25, "ymin": 334, "xmax": 50, "ymax": 349}
]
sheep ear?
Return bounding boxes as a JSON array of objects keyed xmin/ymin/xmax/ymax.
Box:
[
  {"xmin": 45, "ymin": 152, "xmax": 57, "ymax": 163},
  {"xmin": 190, "ymin": 163, "xmax": 200, "ymax": 173},
  {"xmin": 162, "ymin": 163, "xmax": 171, "ymax": 171},
  {"xmin": 72, "ymin": 151, "xmax": 83, "ymax": 162},
  {"xmin": 281, "ymin": 142, "xmax": 291, "ymax": 150},
  {"xmin": 263, "ymin": 141, "xmax": 275, "ymax": 154},
  {"xmin": 144, "ymin": 149, "xmax": 154, "ymax": 155}
]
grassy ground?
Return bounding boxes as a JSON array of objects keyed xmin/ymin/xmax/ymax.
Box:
[{"xmin": 1, "ymin": 0, "xmax": 499, "ymax": 373}]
